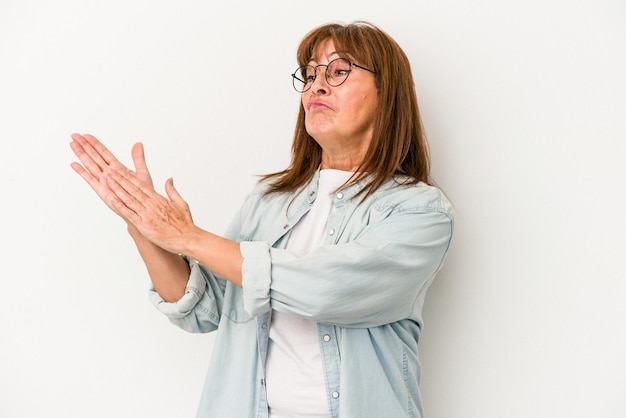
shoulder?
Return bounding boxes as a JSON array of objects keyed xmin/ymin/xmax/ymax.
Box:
[
  {"xmin": 238, "ymin": 178, "xmax": 306, "ymax": 217},
  {"xmin": 244, "ymin": 179, "xmax": 272, "ymax": 200},
  {"xmin": 371, "ymin": 178, "xmax": 454, "ymax": 218},
  {"xmin": 243, "ymin": 178, "xmax": 298, "ymax": 204}
]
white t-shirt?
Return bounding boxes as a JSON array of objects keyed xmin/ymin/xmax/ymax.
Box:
[{"xmin": 265, "ymin": 169, "xmax": 353, "ymax": 418}]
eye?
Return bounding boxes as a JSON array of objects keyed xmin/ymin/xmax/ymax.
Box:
[
  {"xmin": 304, "ymin": 67, "xmax": 316, "ymax": 83},
  {"xmin": 328, "ymin": 59, "xmax": 352, "ymax": 79}
]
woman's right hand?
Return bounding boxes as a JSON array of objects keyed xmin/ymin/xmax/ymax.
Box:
[
  {"xmin": 70, "ymin": 133, "xmax": 154, "ymax": 224},
  {"xmin": 71, "ymin": 133, "xmax": 196, "ymax": 300}
]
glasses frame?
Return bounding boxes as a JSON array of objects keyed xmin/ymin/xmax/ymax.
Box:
[{"xmin": 291, "ymin": 57, "xmax": 376, "ymax": 93}]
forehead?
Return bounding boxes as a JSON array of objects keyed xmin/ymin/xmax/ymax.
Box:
[
  {"xmin": 308, "ymin": 39, "xmax": 337, "ymax": 63},
  {"xmin": 308, "ymin": 39, "xmax": 358, "ymax": 65},
  {"xmin": 306, "ymin": 38, "xmax": 371, "ymax": 68}
]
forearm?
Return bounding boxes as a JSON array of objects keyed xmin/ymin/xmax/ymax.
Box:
[
  {"xmin": 128, "ymin": 225, "xmax": 191, "ymax": 302},
  {"xmin": 130, "ymin": 222, "xmax": 243, "ymax": 298},
  {"xmin": 182, "ymin": 227, "xmax": 243, "ymax": 288},
  {"xmin": 241, "ymin": 210, "xmax": 454, "ymax": 326}
]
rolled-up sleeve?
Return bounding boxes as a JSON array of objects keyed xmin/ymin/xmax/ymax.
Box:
[
  {"xmin": 148, "ymin": 259, "xmax": 227, "ymax": 333},
  {"xmin": 240, "ymin": 241, "xmax": 273, "ymax": 317},
  {"xmin": 149, "ymin": 260, "xmax": 207, "ymax": 318},
  {"xmin": 273, "ymin": 211, "xmax": 452, "ymax": 327},
  {"xmin": 148, "ymin": 199, "xmax": 249, "ymax": 332},
  {"xmin": 238, "ymin": 185, "xmax": 454, "ymax": 328}
]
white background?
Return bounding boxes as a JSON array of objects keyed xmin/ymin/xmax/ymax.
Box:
[{"xmin": 1, "ymin": 0, "xmax": 625, "ymax": 417}]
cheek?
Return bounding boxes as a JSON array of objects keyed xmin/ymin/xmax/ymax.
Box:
[
  {"xmin": 353, "ymin": 94, "xmax": 377, "ymax": 121},
  {"xmin": 362, "ymin": 94, "xmax": 378, "ymax": 118}
]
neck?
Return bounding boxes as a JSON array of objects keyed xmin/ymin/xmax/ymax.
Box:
[{"xmin": 320, "ymin": 152, "xmax": 364, "ymax": 171}]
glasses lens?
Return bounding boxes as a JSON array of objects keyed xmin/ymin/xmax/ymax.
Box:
[
  {"xmin": 292, "ymin": 65, "xmax": 315, "ymax": 93},
  {"xmin": 326, "ymin": 58, "xmax": 351, "ymax": 87}
]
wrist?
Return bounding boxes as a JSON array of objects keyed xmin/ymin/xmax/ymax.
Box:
[
  {"xmin": 178, "ymin": 226, "xmax": 207, "ymax": 259},
  {"xmin": 127, "ymin": 224, "xmax": 144, "ymax": 240}
]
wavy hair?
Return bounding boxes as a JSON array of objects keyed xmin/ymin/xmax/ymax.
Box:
[{"xmin": 261, "ymin": 21, "xmax": 431, "ymax": 199}]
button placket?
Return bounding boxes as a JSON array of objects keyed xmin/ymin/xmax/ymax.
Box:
[{"xmin": 327, "ymin": 189, "xmax": 347, "ymax": 241}]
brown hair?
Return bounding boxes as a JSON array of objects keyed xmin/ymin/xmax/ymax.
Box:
[{"xmin": 261, "ymin": 21, "xmax": 431, "ymax": 199}]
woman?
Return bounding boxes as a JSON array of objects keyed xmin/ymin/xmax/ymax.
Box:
[{"xmin": 70, "ymin": 21, "xmax": 454, "ymax": 418}]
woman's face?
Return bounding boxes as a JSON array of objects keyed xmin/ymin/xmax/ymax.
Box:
[{"xmin": 302, "ymin": 39, "xmax": 378, "ymax": 168}]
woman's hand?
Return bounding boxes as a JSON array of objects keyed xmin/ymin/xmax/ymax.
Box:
[
  {"xmin": 105, "ymin": 169, "xmax": 198, "ymax": 256},
  {"xmin": 70, "ymin": 132, "xmax": 242, "ymax": 287},
  {"xmin": 106, "ymin": 168, "xmax": 243, "ymax": 286},
  {"xmin": 69, "ymin": 133, "xmax": 154, "ymax": 223},
  {"xmin": 70, "ymin": 132, "xmax": 194, "ymax": 253}
]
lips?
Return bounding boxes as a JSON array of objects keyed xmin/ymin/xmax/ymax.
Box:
[{"xmin": 307, "ymin": 100, "xmax": 331, "ymax": 110}]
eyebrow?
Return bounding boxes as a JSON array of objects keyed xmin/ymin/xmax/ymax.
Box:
[{"xmin": 308, "ymin": 51, "xmax": 341, "ymax": 64}]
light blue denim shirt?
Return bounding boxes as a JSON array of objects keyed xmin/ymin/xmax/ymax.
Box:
[{"xmin": 150, "ymin": 171, "xmax": 454, "ymax": 418}]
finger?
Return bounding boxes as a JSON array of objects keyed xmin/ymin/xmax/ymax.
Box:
[
  {"xmin": 165, "ymin": 178, "xmax": 194, "ymax": 221},
  {"xmin": 82, "ymin": 133, "xmax": 125, "ymax": 168},
  {"xmin": 70, "ymin": 137, "xmax": 100, "ymax": 170},
  {"xmin": 70, "ymin": 134, "xmax": 112, "ymax": 175},
  {"xmin": 106, "ymin": 170, "xmax": 147, "ymax": 213},
  {"xmin": 109, "ymin": 195, "xmax": 142, "ymax": 225},
  {"xmin": 69, "ymin": 138, "xmax": 111, "ymax": 190},
  {"xmin": 109, "ymin": 167, "xmax": 153, "ymax": 194},
  {"xmin": 131, "ymin": 142, "xmax": 154, "ymax": 184},
  {"xmin": 107, "ymin": 168, "xmax": 165, "ymax": 213},
  {"xmin": 107, "ymin": 168, "xmax": 147, "ymax": 196},
  {"xmin": 164, "ymin": 178, "xmax": 182, "ymax": 203},
  {"xmin": 69, "ymin": 160, "xmax": 100, "ymax": 191}
]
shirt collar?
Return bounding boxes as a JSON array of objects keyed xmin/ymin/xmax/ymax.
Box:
[{"xmin": 305, "ymin": 166, "xmax": 368, "ymax": 204}]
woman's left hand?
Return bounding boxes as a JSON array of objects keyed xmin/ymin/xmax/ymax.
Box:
[{"xmin": 106, "ymin": 168, "xmax": 198, "ymax": 256}]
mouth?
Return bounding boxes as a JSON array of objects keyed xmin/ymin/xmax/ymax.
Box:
[{"xmin": 307, "ymin": 101, "xmax": 331, "ymax": 110}]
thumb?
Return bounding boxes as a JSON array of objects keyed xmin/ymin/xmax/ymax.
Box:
[
  {"xmin": 165, "ymin": 177, "xmax": 189, "ymax": 210},
  {"xmin": 131, "ymin": 142, "xmax": 153, "ymax": 184}
]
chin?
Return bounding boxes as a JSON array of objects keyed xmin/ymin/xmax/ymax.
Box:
[{"xmin": 306, "ymin": 123, "xmax": 334, "ymax": 139}]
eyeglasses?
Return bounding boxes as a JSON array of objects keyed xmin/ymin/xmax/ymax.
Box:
[{"xmin": 291, "ymin": 57, "xmax": 376, "ymax": 93}]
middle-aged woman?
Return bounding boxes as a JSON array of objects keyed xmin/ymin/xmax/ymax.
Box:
[{"xmin": 70, "ymin": 21, "xmax": 454, "ymax": 418}]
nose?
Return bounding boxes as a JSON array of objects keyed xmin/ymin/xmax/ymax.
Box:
[{"xmin": 310, "ymin": 66, "xmax": 329, "ymax": 95}]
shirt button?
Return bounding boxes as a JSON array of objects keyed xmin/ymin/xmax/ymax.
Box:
[
  {"xmin": 261, "ymin": 323, "xmax": 267, "ymax": 329},
  {"xmin": 332, "ymin": 391, "xmax": 339, "ymax": 399},
  {"xmin": 260, "ymin": 378, "xmax": 265, "ymax": 386},
  {"xmin": 283, "ymin": 224, "xmax": 289, "ymax": 229},
  {"xmin": 336, "ymin": 192, "xmax": 344, "ymax": 199},
  {"xmin": 329, "ymin": 228, "xmax": 335, "ymax": 236},
  {"xmin": 323, "ymin": 334, "xmax": 331, "ymax": 342}
]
